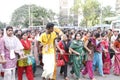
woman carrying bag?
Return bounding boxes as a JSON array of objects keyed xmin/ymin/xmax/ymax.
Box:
[
  {"xmin": 17, "ymin": 31, "xmax": 34, "ymax": 80},
  {"xmin": 57, "ymin": 34, "xmax": 71, "ymax": 80}
]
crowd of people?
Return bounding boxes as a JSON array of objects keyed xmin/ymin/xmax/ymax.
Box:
[{"xmin": 0, "ymin": 23, "xmax": 120, "ymax": 80}]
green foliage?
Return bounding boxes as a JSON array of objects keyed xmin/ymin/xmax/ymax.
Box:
[
  {"xmin": 82, "ymin": 0, "xmax": 100, "ymax": 27},
  {"xmin": 10, "ymin": 5, "xmax": 29, "ymax": 27},
  {"xmin": 0, "ymin": 22, "xmax": 5, "ymax": 28},
  {"xmin": 102, "ymin": 6, "xmax": 116, "ymax": 18},
  {"xmin": 72, "ymin": 0, "xmax": 82, "ymax": 14},
  {"xmin": 10, "ymin": 4, "xmax": 56, "ymax": 28},
  {"xmin": 72, "ymin": 0, "xmax": 115, "ymax": 27},
  {"xmin": 58, "ymin": 15, "xmax": 68, "ymax": 26}
]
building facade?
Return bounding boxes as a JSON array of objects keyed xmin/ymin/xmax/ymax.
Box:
[
  {"xmin": 116, "ymin": 0, "xmax": 120, "ymax": 14},
  {"xmin": 59, "ymin": 0, "xmax": 74, "ymax": 26}
]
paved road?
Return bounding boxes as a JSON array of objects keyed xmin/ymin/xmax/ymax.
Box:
[
  {"xmin": 30, "ymin": 65, "xmax": 120, "ymax": 80},
  {"xmin": 0, "ymin": 65, "xmax": 119, "ymax": 80}
]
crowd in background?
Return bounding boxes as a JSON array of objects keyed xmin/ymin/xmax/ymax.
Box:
[{"xmin": 0, "ymin": 23, "xmax": 120, "ymax": 80}]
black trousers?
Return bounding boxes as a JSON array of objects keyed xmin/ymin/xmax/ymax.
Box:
[
  {"xmin": 109, "ymin": 48, "xmax": 115, "ymax": 59},
  {"xmin": 60, "ymin": 62, "xmax": 68, "ymax": 78}
]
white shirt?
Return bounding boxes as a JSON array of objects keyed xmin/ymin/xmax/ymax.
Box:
[
  {"xmin": 111, "ymin": 35, "xmax": 117, "ymax": 43},
  {"xmin": 35, "ymin": 34, "xmax": 40, "ymax": 41}
]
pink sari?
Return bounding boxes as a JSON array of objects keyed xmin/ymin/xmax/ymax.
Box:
[
  {"xmin": 114, "ymin": 48, "xmax": 120, "ymax": 75},
  {"xmin": 101, "ymin": 40, "xmax": 110, "ymax": 74}
]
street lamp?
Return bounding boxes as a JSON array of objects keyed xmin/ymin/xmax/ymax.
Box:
[
  {"xmin": 100, "ymin": 6, "xmax": 103, "ymax": 27},
  {"xmin": 28, "ymin": 1, "xmax": 33, "ymax": 27},
  {"xmin": 29, "ymin": 4, "xmax": 31, "ymax": 27}
]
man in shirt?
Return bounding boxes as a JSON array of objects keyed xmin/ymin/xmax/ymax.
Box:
[
  {"xmin": 111, "ymin": 31, "xmax": 119, "ymax": 43},
  {"xmin": 39, "ymin": 23, "xmax": 60, "ymax": 80}
]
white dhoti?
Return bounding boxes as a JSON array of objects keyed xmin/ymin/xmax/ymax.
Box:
[
  {"xmin": 42, "ymin": 53, "xmax": 55, "ymax": 79},
  {"xmin": 4, "ymin": 68, "xmax": 16, "ymax": 80}
]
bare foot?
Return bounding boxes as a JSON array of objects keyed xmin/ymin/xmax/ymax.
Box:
[
  {"xmin": 71, "ymin": 73, "xmax": 74, "ymax": 77},
  {"xmin": 42, "ymin": 77, "xmax": 46, "ymax": 80},
  {"xmin": 91, "ymin": 78, "xmax": 96, "ymax": 80},
  {"xmin": 60, "ymin": 73, "xmax": 63, "ymax": 76},
  {"xmin": 100, "ymin": 75, "xmax": 106, "ymax": 77},
  {"xmin": 82, "ymin": 75, "xmax": 86, "ymax": 78},
  {"xmin": 114, "ymin": 74, "xmax": 120, "ymax": 76},
  {"xmin": 64, "ymin": 77, "xmax": 69, "ymax": 80},
  {"xmin": 78, "ymin": 78, "xmax": 81, "ymax": 80}
]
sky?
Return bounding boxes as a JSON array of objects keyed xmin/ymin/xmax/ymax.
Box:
[{"xmin": 0, "ymin": 0, "xmax": 116, "ymax": 24}]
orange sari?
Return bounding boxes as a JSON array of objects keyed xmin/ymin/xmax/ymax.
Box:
[{"xmin": 114, "ymin": 40, "xmax": 120, "ymax": 75}]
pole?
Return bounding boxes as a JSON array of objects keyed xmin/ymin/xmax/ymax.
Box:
[
  {"xmin": 29, "ymin": 4, "xmax": 31, "ymax": 27},
  {"xmin": 100, "ymin": 7, "xmax": 102, "ymax": 26}
]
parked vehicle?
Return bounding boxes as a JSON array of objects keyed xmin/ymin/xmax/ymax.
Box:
[{"xmin": 110, "ymin": 20, "xmax": 120, "ymax": 32}]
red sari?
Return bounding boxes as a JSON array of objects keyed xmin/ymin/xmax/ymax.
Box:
[
  {"xmin": 113, "ymin": 40, "xmax": 120, "ymax": 75},
  {"xmin": 57, "ymin": 40, "xmax": 70, "ymax": 79},
  {"xmin": 101, "ymin": 40, "xmax": 110, "ymax": 74},
  {"xmin": 58, "ymin": 41, "xmax": 69, "ymax": 62}
]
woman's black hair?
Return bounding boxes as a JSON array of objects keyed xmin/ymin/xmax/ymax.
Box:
[
  {"xmin": 6, "ymin": 26, "xmax": 13, "ymax": 31},
  {"xmin": 101, "ymin": 32, "xmax": 106, "ymax": 37},
  {"xmin": 116, "ymin": 34, "xmax": 120, "ymax": 41},
  {"xmin": 94, "ymin": 33, "xmax": 100, "ymax": 38},
  {"xmin": 74, "ymin": 33, "xmax": 81, "ymax": 40},
  {"xmin": 21, "ymin": 31, "xmax": 27, "ymax": 37},
  {"xmin": 108, "ymin": 29, "xmax": 112, "ymax": 31},
  {"xmin": 0, "ymin": 28, "xmax": 4, "ymax": 35},
  {"xmin": 16, "ymin": 34, "xmax": 22, "ymax": 40},
  {"xmin": 14, "ymin": 30, "xmax": 18, "ymax": 35}
]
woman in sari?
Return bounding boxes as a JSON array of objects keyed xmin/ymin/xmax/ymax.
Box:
[
  {"xmin": 101, "ymin": 33, "xmax": 110, "ymax": 74},
  {"xmin": 69, "ymin": 33, "xmax": 84, "ymax": 80},
  {"xmin": 57, "ymin": 34, "xmax": 71, "ymax": 80},
  {"xmin": 17, "ymin": 31, "xmax": 34, "ymax": 80},
  {"xmin": 82, "ymin": 32, "xmax": 96, "ymax": 80},
  {"xmin": 111, "ymin": 34, "xmax": 120, "ymax": 76}
]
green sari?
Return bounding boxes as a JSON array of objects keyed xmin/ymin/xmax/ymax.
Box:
[{"xmin": 70, "ymin": 40, "xmax": 84, "ymax": 79}]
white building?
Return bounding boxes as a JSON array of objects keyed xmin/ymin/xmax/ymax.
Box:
[
  {"xmin": 116, "ymin": 0, "xmax": 120, "ymax": 14},
  {"xmin": 59, "ymin": 0, "xmax": 74, "ymax": 26}
]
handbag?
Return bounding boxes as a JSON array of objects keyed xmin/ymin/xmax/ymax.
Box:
[
  {"xmin": 57, "ymin": 54, "xmax": 65, "ymax": 67},
  {"xmin": 27, "ymin": 56, "xmax": 36, "ymax": 73},
  {"xmin": 57, "ymin": 59, "xmax": 65, "ymax": 67}
]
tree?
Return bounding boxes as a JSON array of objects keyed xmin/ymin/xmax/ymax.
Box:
[
  {"xmin": 102, "ymin": 6, "xmax": 116, "ymax": 24},
  {"xmin": 102, "ymin": 6, "xmax": 116, "ymax": 18},
  {"xmin": 82, "ymin": 0, "xmax": 101, "ymax": 27},
  {"xmin": 71, "ymin": 0, "xmax": 101, "ymax": 27},
  {"xmin": 0, "ymin": 21, "xmax": 5, "ymax": 28},
  {"xmin": 72, "ymin": 0, "xmax": 116, "ymax": 27},
  {"xmin": 71, "ymin": 0, "xmax": 82, "ymax": 15},
  {"xmin": 10, "ymin": 5, "xmax": 29, "ymax": 27},
  {"xmin": 10, "ymin": 4, "xmax": 56, "ymax": 28},
  {"xmin": 58, "ymin": 15, "xmax": 68, "ymax": 26},
  {"xmin": 70, "ymin": 0, "xmax": 82, "ymax": 26}
]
